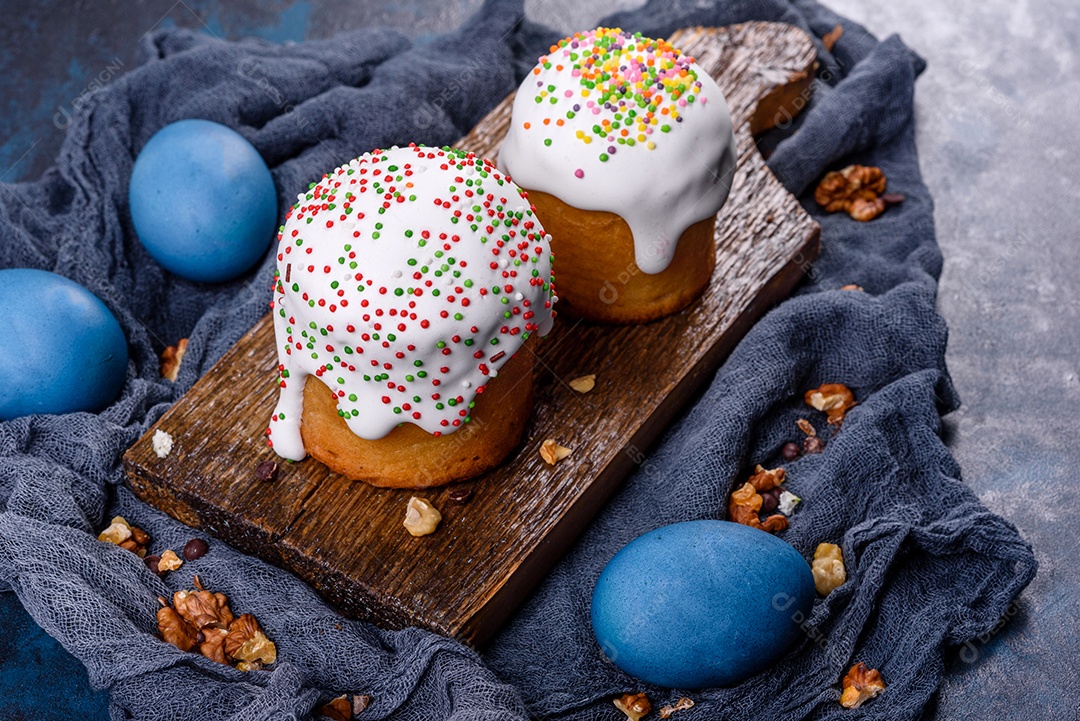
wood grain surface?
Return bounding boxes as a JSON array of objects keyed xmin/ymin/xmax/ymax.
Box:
[{"xmin": 124, "ymin": 22, "xmax": 821, "ymax": 646}]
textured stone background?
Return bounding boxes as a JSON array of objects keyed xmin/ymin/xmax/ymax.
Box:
[{"xmin": 1, "ymin": 0, "xmax": 1077, "ymax": 718}]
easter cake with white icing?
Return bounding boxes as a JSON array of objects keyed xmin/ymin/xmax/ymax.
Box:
[
  {"xmin": 499, "ymin": 28, "xmax": 737, "ymax": 323},
  {"xmin": 267, "ymin": 144, "xmax": 556, "ymax": 488}
]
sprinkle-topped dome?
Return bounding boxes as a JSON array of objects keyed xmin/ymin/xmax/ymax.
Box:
[
  {"xmin": 499, "ymin": 28, "xmax": 737, "ymax": 275},
  {"xmin": 268, "ymin": 145, "xmax": 556, "ymax": 459}
]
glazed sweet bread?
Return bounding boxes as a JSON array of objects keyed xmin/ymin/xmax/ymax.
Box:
[
  {"xmin": 499, "ymin": 28, "xmax": 737, "ymax": 323},
  {"xmin": 267, "ymin": 145, "xmax": 557, "ymax": 488}
]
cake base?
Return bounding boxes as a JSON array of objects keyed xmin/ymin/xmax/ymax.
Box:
[
  {"xmin": 526, "ymin": 190, "xmax": 716, "ymax": 323},
  {"xmin": 300, "ymin": 349, "xmax": 534, "ymax": 488}
]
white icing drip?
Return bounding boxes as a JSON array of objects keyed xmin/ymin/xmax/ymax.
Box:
[
  {"xmin": 268, "ymin": 145, "xmax": 556, "ymax": 459},
  {"xmin": 498, "ymin": 29, "xmax": 737, "ymax": 275}
]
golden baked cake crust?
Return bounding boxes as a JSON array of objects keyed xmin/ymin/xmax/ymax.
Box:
[
  {"xmin": 300, "ymin": 348, "xmax": 535, "ymax": 488},
  {"xmin": 498, "ymin": 28, "xmax": 735, "ymax": 323},
  {"xmin": 527, "ymin": 190, "xmax": 715, "ymax": 323}
]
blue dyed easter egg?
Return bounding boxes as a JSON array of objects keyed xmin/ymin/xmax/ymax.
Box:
[
  {"xmin": 0, "ymin": 269, "xmax": 128, "ymax": 420},
  {"xmin": 592, "ymin": 520, "xmax": 815, "ymax": 689},
  {"xmin": 129, "ymin": 119, "xmax": 277, "ymax": 283}
]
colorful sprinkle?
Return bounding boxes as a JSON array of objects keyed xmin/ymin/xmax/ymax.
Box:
[
  {"xmin": 267, "ymin": 144, "xmax": 558, "ymax": 447},
  {"xmin": 520, "ymin": 28, "xmax": 705, "ymax": 162}
]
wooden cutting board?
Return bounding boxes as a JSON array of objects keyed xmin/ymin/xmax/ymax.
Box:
[{"xmin": 124, "ymin": 22, "xmax": 821, "ymax": 646}]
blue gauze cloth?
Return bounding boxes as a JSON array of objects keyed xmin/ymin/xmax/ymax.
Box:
[{"xmin": 0, "ymin": 0, "xmax": 1036, "ymax": 719}]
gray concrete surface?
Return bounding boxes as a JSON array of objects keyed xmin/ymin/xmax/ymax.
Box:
[{"xmin": 821, "ymin": 1, "xmax": 1080, "ymax": 715}]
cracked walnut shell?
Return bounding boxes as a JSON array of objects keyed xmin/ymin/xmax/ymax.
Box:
[
  {"xmin": 840, "ymin": 662, "xmax": 885, "ymax": 708},
  {"xmin": 815, "ymin": 165, "xmax": 888, "ymax": 221}
]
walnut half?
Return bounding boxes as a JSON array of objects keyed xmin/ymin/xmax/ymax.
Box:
[
  {"xmin": 840, "ymin": 662, "xmax": 885, "ymax": 708},
  {"xmin": 814, "ymin": 165, "xmax": 888, "ymax": 221}
]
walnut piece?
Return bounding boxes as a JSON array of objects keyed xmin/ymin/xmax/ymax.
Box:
[
  {"xmin": 160, "ymin": 338, "xmax": 189, "ymax": 382},
  {"xmin": 840, "ymin": 662, "xmax": 885, "ymax": 708},
  {"xmin": 729, "ymin": 471, "xmax": 790, "ymax": 534},
  {"xmin": 569, "ymin": 374, "xmax": 596, "ymax": 393},
  {"xmin": 99, "ymin": 516, "xmax": 151, "ymax": 557},
  {"xmin": 131, "ymin": 526, "xmax": 150, "ymax": 547},
  {"xmin": 822, "ymin": 23, "xmax": 844, "ymax": 51},
  {"xmin": 403, "ymin": 497, "xmax": 442, "ymax": 537},
  {"xmin": 155, "ymin": 578, "xmax": 277, "ymax": 671},
  {"xmin": 813, "ymin": 543, "xmax": 846, "ymax": 596},
  {"xmin": 849, "ymin": 196, "xmax": 886, "ymax": 222},
  {"xmin": 226, "ymin": 613, "xmax": 277, "ymax": 665},
  {"xmin": 351, "ymin": 695, "xmax": 372, "ymax": 716},
  {"xmin": 805, "ymin": 383, "xmax": 856, "ymax": 426},
  {"xmin": 98, "ymin": 517, "xmax": 132, "ymax": 545},
  {"xmin": 539, "ymin": 439, "xmax": 572, "ymax": 465},
  {"xmin": 659, "ymin": 697, "xmax": 694, "ymax": 718},
  {"xmin": 748, "ymin": 465, "xmax": 785, "ymax": 492},
  {"xmin": 797, "ymin": 418, "xmax": 826, "ymax": 454},
  {"xmin": 199, "ymin": 626, "xmax": 230, "ymax": 664},
  {"xmin": 157, "ymin": 549, "xmax": 183, "ymax": 572},
  {"xmin": 318, "ymin": 695, "xmax": 352, "ymax": 721},
  {"xmin": 613, "ymin": 692, "xmax": 651, "ymax": 721},
  {"xmin": 814, "ymin": 165, "xmax": 888, "ymax": 221},
  {"xmin": 173, "ymin": 576, "xmax": 234, "ymax": 629},
  {"xmin": 157, "ymin": 597, "xmax": 199, "ymax": 652}
]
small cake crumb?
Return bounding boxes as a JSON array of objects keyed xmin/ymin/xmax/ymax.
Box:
[
  {"xmin": 152, "ymin": 429, "xmax": 174, "ymax": 458},
  {"xmin": 540, "ymin": 439, "xmax": 572, "ymax": 465},
  {"xmin": 403, "ymin": 497, "xmax": 442, "ymax": 537},
  {"xmin": 569, "ymin": 374, "xmax": 596, "ymax": 393}
]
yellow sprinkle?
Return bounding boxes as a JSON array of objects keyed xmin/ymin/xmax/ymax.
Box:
[
  {"xmin": 575, "ymin": 129, "xmax": 584, "ymax": 139},
  {"xmin": 637, "ymin": 134, "xmax": 646, "ymax": 142},
  {"xmin": 647, "ymin": 141, "xmax": 656, "ymax": 150}
]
